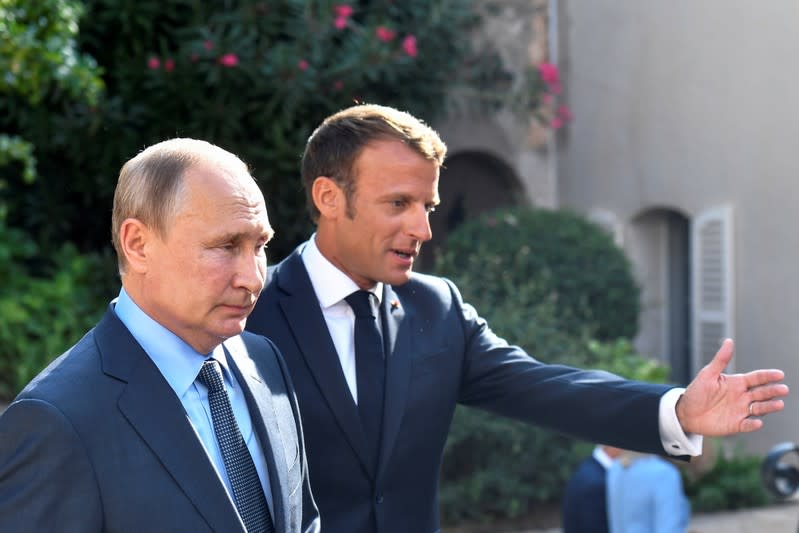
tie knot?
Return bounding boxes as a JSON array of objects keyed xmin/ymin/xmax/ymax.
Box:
[
  {"xmin": 197, "ymin": 359, "xmax": 225, "ymax": 393},
  {"xmin": 345, "ymin": 290, "xmax": 376, "ymax": 319}
]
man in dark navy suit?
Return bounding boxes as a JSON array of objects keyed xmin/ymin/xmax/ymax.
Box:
[
  {"xmin": 246, "ymin": 103, "xmax": 789, "ymax": 533},
  {"xmin": 0, "ymin": 139, "xmax": 319, "ymax": 532},
  {"xmin": 562, "ymin": 445, "xmax": 623, "ymax": 533}
]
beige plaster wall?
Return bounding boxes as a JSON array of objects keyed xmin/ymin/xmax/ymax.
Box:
[
  {"xmin": 437, "ymin": 0, "xmax": 559, "ymax": 208},
  {"xmin": 558, "ymin": 0, "xmax": 799, "ymax": 452}
]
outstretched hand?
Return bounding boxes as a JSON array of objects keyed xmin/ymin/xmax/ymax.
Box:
[{"xmin": 676, "ymin": 339, "xmax": 789, "ymax": 436}]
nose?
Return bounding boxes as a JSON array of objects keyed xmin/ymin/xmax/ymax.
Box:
[
  {"xmin": 235, "ymin": 249, "xmax": 266, "ymax": 296},
  {"xmin": 407, "ymin": 205, "xmax": 433, "ymax": 243}
]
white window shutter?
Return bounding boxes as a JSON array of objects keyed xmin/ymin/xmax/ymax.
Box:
[{"xmin": 691, "ymin": 206, "xmax": 735, "ymax": 373}]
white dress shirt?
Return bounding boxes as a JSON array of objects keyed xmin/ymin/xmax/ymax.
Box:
[
  {"xmin": 301, "ymin": 236, "xmax": 382, "ymax": 404},
  {"xmin": 300, "ymin": 235, "xmax": 702, "ymax": 456}
]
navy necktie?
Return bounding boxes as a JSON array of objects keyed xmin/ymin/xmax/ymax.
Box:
[
  {"xmin": 345, "ymin": 290, "xmax": 386, "ymax": 470},
  {"xmin": 197, "ymin": 359, "xmax": 274, "ymax": 533}
]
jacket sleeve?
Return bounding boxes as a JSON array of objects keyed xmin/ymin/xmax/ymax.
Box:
[
  {"xmin": 446, "ymin": 278, "xmax": 671, "ymax": 455},
  {"xmin": 0, "ymin": 399, "xmax": 103, "ymax": 532}
]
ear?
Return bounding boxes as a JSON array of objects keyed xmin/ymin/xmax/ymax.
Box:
[
  {"xmin": 118, "ymin": 218, "xmax": 152, "ymax": 274},
  {"xmin": 312, "ymin": 176, "xmax": 344, "ymax": 220}
]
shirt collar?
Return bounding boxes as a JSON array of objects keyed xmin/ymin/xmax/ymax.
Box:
[
  {"xmin": 593, "ymin": 446, "xmax": 616, "ymax": 470},
  {"xmin": 301, "ymin": 234, "xmax": 383, "ymax": 308},
  {"xmin": 114, "ymin": 288, "xmax": 234, "ymax": 398}
]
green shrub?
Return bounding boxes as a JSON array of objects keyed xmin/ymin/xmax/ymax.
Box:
[
  {"xmin": 1, "ymin": 0, "xmax": 539, "ymax": 261},
  {"xmin": 0, "ymin": 220, "xmax": 117, "ymax": 400},
  {"xmin": 434, "ymin": 207, "xmax": 641, "ymax": 341},
  {"xmin": 683, "ymin": 444, "xmax": 773, "ymax": 512}
]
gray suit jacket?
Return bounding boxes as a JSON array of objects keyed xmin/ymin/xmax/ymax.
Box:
[
  {"xmin": 245, "ymin": 245, "xmax": 671, "ymax": 533},
  {"xmin": 0, "ymin": 305, "xmax": 320, "ymax": 533}
]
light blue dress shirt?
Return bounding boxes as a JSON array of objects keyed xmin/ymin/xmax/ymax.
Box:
[
  {"xmin": 606, "ymin": 454, "xmax": 690, "ymax": 533},
  {"xmin": 114, "ymin": 288, "xmax": 273, "ymax": 514}
]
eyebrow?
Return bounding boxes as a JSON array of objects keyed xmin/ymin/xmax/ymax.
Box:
[{"xmin": 209, "ymin": 229, "xmax": 274, "ymax": 245}]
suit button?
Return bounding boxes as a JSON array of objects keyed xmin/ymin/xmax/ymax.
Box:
[{"xmin": 375, "ymin": 494, "xmax": 384, "ymax": 504}]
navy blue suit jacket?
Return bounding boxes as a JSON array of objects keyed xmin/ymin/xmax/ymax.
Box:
[
  {"xmin": 0, "ymin": 305, "xmax": 320, "ymax": 533},
  {"xmin": 245, "ymin": 245, "xmax": 671, "ymax": 533},
  {"xmin": 562, "ymin": 455, "xmax": 609, "ymax": 533}
]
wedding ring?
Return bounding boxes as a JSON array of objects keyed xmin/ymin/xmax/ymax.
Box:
[{"xmin": 749, "ymin": 402, "xmax": 755, "ymax": 416}]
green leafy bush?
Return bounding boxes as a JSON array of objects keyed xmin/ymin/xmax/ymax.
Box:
[
  {"xmin": 434, "ymin": 207, "xmax": 641, "ymax": 341},
  {"xmin": 0, "ymin": 0, "xmax": 104, "ymax": 190},
  {"xmin": 2, "ymin": 0, "xmax": 539, "ymax": 260},
  {"xmin": 683, "ymin": 444, "xmax": 773, "ymax": 512},
  {"xmin": 0, "ymin": 220, "xmax": 117, "ymax": 400}
]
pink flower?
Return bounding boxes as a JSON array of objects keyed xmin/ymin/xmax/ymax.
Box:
[
  {"xmin": 334, "ymin": 16, "xmax": 348, "ymax": 29},
  {"xmin": 557, "ymin": 105, "xmax": 573, "ymax": 121},
  {"xmin": 334, "ymin": 4, "xmax": 353, "ymax": 18},
  {"xmin": 203, "ymin": 40, "xmax": 214, "ymax": 51},
  {"xmin": 548, "ymin": 83, "xmax": 562, "ymax": 95},
  {"xmin": 218, "ymin": 53, "xmax": 239, "ymax": 67},
  {"xmin": 537, "ymin": 62, "xmax": 560, "ymax": 85},
  {"xmin": 551, "ymin": 117, "xmax": 564, "ymax": 129},
  {"xmin": 164, "ymin": 58, "xmax": 175, "ymax": 72},
  {"xmin": 541, "ymin": 93, "xmax": 553, "ymax": 105},
  {"xmin": 375, "ymin": 26, "xmax": 396, "ymax": 42},
  {"xmin": 333, "ymin": 80, "xmax": 344, "ymax": 91},
  {"xmin": 298, "ymin": 59, "xmax": 309, "ymax": 71},
  {"xmin": 147, "ymin": 56, "xmax": 160, "ymax": 70},
  {"xmin": 402, "ymin": 35, "xmax": 418, "ymax": 57}
]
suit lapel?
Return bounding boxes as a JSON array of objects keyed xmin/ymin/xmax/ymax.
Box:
[
  {"xmin": 276, "ymin": 251, "xmax": 374, "ymax": 477},
  {"xmin": 224, "ymin": 337, "xmax": 289, "ymax": 533},
  {"xmin": 377, "ymin": 284, "xmax": 413, "ymax": 480},
  {"xmin": 95, "ymin": 309, "xmax": 244, "ymax": 533}
]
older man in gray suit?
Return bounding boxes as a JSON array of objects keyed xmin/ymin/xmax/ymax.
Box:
[{"xmin": 0, "ymin": 139, "xmax": 319, "ymax": 532}]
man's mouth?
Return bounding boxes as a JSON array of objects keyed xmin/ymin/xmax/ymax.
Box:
[{"xmin": 392, "ymin": 248, "xmax": 416, "ymax": 260}]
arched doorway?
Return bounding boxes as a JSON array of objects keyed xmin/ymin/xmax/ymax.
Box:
[
  {"xmin": 628, "ymin": 208, "xmax": 692, "ymax": 384},
  {"xmin": 419, "ymin": 150, "xmax": 525, "ymax": 271}
]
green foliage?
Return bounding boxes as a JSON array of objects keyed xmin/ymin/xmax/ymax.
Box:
[
  {"xmin": 585, "ymin": 338, "xmax": 670, "ymax": 383},
  {"xmin": 434, "ymin": 207, "xmax": 641, "ymax": 341},
  {"xmin": 0, "ymin": 0, "xmax": 104, "ymax": 105},
  {"xmin": 683, "ymin": 444, "xmax": 773, "ymax": 512},
  {"xmin": 0, "ymin": 0, "xmax": 104, "ymax": 190},
  {"xmin": 1, "ymin": 0, "xmax": 541, "ymax": 260},
  {"xmin": 0, "ymin": 218, "xmax": 117, "ymax": 400},
  {"xmin": 0, "ymin": 134, "xmax": 36, "ymax": 187}
]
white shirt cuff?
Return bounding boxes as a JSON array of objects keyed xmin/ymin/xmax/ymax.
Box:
[{"xmin": 659, "ymin": 387, "xmax": 703, "ymax": 456}]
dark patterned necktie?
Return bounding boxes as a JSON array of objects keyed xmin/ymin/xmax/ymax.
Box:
[
  {"xmin": 197, "ymin": 359, "xmax": 274, "ymax": 533},
  {"xmin": 345, "ymin": 290, "xmax": 386, "ymax": 470}
]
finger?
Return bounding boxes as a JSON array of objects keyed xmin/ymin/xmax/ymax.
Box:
[
  {"xmin": 749, "ymin": 383, "xmax": 790, "ymax": 402},
  {"xmin": 738, "ymin": 417, "xmax": 764, "ymax": 433},
  {"xmin": 749, "ymin": 399, "xmax": 786, "ymax": 418},
  {"xmin": 743, "ymin": 369, "xmax": 786, "ymax": 389},
  {"xmin": 704, "ymin": 338, "xmax": 734, "ymax": 375}
]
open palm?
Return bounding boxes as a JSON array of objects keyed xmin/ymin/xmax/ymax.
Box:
[{"xmin": 677, "ymin": 339, "xmax": 789, "ymax": 436}]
